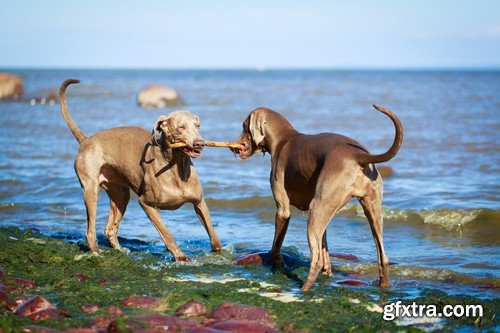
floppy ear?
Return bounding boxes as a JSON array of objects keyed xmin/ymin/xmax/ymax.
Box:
[
  {"xmin": 150, "ymin": 115, "xmax": 169, "ymax": 146},
  {"xmin": 249, "ymin": 112, "xmax": 266, "ymax": 146}
]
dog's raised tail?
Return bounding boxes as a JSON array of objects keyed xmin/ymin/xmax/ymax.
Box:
[
  {"xmin": 355, "ymin": 104, "xmax": 403, "ymax": 165},
  {"xmin": 59, "ymin": 79, "xmax": 86, "ymax": 144}
]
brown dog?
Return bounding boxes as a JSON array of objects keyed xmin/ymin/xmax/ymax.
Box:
[
  {"xmin": 59, "ymin": 79, "xmax": 222, "ymax": 260},
  {"xmin": 231, "ymin": 105, "xmax": 403, "ymax": 290}
]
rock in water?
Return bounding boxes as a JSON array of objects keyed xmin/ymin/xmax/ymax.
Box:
[
  {"xmin": 235, "ymin": 253, "xmax": 264, "ymax": 266},
  {"xmin": 336, "ymin": 279, "xmax": 368, "ymax": 286},
  {"xmin": 0, "ymin": 73, "xmax": 23, "ymax": 100},
  {"xmin": 137, "ymin": 84, "xmax": 185, "ymax": 108},
  {"xmin": 378, "ymin": 165, "xmax": 394, "ymax": 178}
]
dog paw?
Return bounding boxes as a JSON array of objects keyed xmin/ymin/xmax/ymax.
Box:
[
  {"xmin": 175, "ymin": 256, "xmax": 191, "ymax": 262},
  {"xmin": 211, "ymin": 243, "xmax": 223, "ymax": 253},
  {"xmin": 272, "ymin": 259, "xmax": 285, "ymax": 270},
  {"xmin": 300, "ymin": 279, "xmax": 314, "ymax": 292},
  {"xmin": 321, "ymin": 269, "xmax": 333, "ymax": 277},
  {"xmin": 379, "ymin": 280, "xmax": 391, "ymax": 288},
  {"xmin": 118, "ymin": 247, "xmax": 131, "ymax": 255}
]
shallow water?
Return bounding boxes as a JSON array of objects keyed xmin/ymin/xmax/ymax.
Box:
[{"xmin": 0, "ymin": 69, "xmax": 498, "ymax": 298}]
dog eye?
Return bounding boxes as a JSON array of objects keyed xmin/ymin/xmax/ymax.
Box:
[
  {"xmin": 178, "ymin": 125, "xmax": 185, "ymax": 130},
  {"xmin": 196, "ymin": 124, "xmax": 200, "ymax": 129}
]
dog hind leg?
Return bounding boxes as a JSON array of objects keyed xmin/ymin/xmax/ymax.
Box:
[
  {"xmin": 321, "ymin": 231, "xmax": 333, "ymax": 276},
  {"xmin": 358, "ymin": 185, "xmax": 390, "ymax": 287},
  {"xmin": 104, "ymin": 185, "xmax": 130, "ymax": 252}
]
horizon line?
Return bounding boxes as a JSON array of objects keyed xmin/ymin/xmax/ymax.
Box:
[{"xmin": 1, "ymin": 66, "xmax": 499, "ymax": 72}]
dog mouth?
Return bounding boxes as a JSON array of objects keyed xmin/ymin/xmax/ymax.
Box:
[
  {"xmin": 231, "ymin": 147, "xmax": 251, "ymax": 160},
  {"xmin": 183, "ymin": 147, "xmax": 202, "ymax": 158}
]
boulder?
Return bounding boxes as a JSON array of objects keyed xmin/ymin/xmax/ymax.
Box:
[
  {"xmin": 0, "ymin": 73, "xmax": 23, "ymax": 100},
  {"xmin": 134, "ymin": 314, "xmax": 199, "ymax": 332},
  {"xmin": 137, "ymin": 84, "xmax": 185, "ymax": 108},
  {"xmin": 336, "ymin": 279, "xmax": 368, "ymax": 286},
  {"xmin": 175, "ymin": 300, "xmax": 207, "ymax": 317},
  {"xmin": 88, "ymin": 316, "xmax": 111, "ymax": 329},
  {"xmin": 72, "ymin": 273, "xmax": 89, "ymax": 282},
  {"xmin": 209, "ymin": 320, "xmax": 276, "ymax": 333},
  {"xmin": 22, "ymin": 325, "xmax": 63, "ymax": 333},
  {"xmin": 28, "ymin": 309, "xmax": 61, "ymax": 321},
  {"xmin": 65, "ymin": 329, "xmax": 101, "ymax": 333},
  {"xmin": 15, "ymin": 296, "xmax": 56, "ymax": 317},
  {"xmin": 235, "ymin": 252, "xmax": 301, "ymax": 269},
  {"xmin": 122, "ymin": 296, "xmax": 158, "ymax": 308},
  {"xmin": 205, "ymin": 303, "xmax": 275, "ymax": 329},
  {"xmin": 80, "ymin": 304, "xmax": 100, "ymax": 314},
  {"xmin": 0, "ymin": 289, "xmax": 9, "ymax": 305},
  {"xmin": 6, "ymin": 296, "xmax": 30, "ymax": 313},
  {"xmin": 235, "ymin": 253, "xmax": 264, "ymax": 266},
  {"xmin": 188, "ymin": 328, "xmax": 228, "ymax": 333},
  {"xmin": 4, "ymin": 276, "xmax": 36, "ymax": 292},
  {"xmin": 107, "ymin": 306, "xmax": 123, "ymax": 318},
  {"xmin": 29, "ymin": 90, "xmax": 58, "ymax": 106},
  {"xmin": 329, "ymin": 252, "xmax": 360, "ymax": 262}
]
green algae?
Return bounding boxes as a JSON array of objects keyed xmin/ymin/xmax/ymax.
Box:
[{"xmin": 0, "ymin": 227, "xmax": 498, "ymax": 332}]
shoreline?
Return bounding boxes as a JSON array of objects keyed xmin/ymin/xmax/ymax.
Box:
[{"xmin": 0, "ymin": 226, "xmax": 497, "ymax": 332}]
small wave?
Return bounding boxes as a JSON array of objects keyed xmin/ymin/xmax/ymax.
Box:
[
  {"xmin": 205, "ymin": 196, "xmax": 499, "ymax": 230},
  {"xmin": 339, "ymin": 204, "xmax": 499, "ymax": 230}
]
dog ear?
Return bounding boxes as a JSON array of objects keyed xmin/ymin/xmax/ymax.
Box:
[
  {"xmin": 150, "ymin": 115, "xmax": 169, "ymax": 146},
  {"xmin": 249, "ymin": 112, "xmax": 266, "ymax": 146}
]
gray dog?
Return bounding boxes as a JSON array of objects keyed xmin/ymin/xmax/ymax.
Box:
[
  {"xmin": 59, "ymin": 79, "xmax": 222, "ymax": 260},
  {"xmin": 231, "ymin": 105, "xmax": 403, "ymax": 290}
]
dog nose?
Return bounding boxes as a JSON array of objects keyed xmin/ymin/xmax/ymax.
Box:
[{"xmin": 193, "ymin": 139, "xmax": 205, "ymax": 149}]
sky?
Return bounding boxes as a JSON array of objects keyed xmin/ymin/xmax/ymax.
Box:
[{"xmin": 0, "ymin": 0, "xmax": 499, "ymax": 69}]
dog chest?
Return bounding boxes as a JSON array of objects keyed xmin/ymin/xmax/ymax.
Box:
[{"xmin": 142, "ymin": 163, "xmax": 203, "ymax": 209}]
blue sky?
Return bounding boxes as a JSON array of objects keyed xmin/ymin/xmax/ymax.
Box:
[{"xmin": 1, "ymin": 0, "xmax": 499, "ymax": 69}]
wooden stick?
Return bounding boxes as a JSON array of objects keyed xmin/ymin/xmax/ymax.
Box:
[
  {"xmin": 167, "ymin": 141, "xmax": 244, "ymax": 150},
  {"xmin": 205, "ymin": 141, "xmax": 244, "ymax": 150}
]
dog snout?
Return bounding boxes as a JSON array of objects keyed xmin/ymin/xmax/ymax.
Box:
[{"xmin": 193, "ymin": 139, "xmax": 205, "ymax": 150}]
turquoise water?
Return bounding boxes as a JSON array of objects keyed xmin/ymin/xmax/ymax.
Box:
[{"xmin": 0, "ymin": 69, "xmax": 498, "ymax": 298}]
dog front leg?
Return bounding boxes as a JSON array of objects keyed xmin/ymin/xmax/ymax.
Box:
[
  {"xmin": 271, "ymin": 187, "xmax": 291, "ymax": 270},
  {"xmin": 193, "ymin": 199, "xmax": 222, "ymax": 252},
  {"xmin": 271, "ymin": 209, "xmax": 290, "ymax": 270},
  {"xmin": 138, "ymin": 198, "xmax": 189, "ymax": 262}
]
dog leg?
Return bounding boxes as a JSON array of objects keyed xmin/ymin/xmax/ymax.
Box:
[
  {"xmin": 82, "ymin": 182, "xmax": 99, "ymax": 254},
  {"xmin": 270, "ymin": 179, "xmax": 291, "ymax": 270},
  {"xmin": 104, "ymin": 185, "xmax": 130, "ymax": 252},
  {"xmin": 301, "ymin": 206, "xmax": 330, "ymax": 292},
  {"xmin": 302, "ymin": 177, "xmax": 349, "ymax": 291},
  {"xmin": 271, "ymin": 210, "xmax": 290, "ymax": 270},
  {"xmin": 193, "ymin": 199, "xmax": 222, "ymax": 252},
  {"xmin": 359, "ymin": 189, "xmax": 390, "ymax": 288},
  {"xmin": 321, "ymin": 231, "xmax": 333, "ymax": 276},
  {"xmin": 138, "ymin": 198, "xmax": 189, "ymax": 261}
]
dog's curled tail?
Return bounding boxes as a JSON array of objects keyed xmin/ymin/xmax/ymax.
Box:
[
  {"xmin": 355, "ymin": 104, "xmax": 403, "ymax": 165},
  {"xmin": 59, "ymin": 79, "xmax": 86, "ymax": 144}
]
